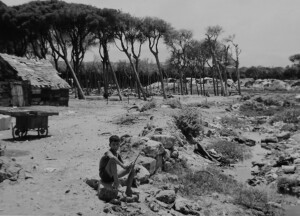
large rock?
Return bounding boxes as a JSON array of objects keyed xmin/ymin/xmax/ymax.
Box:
[
  {"xmin": 150, "ymin": 135, "xmax": 177, "ymax": 149},
  {"xmin": 163, "ymin": 161, "xmax": 173, "ymax": 172},
  {"xmin": 174, "ymin": 196, "xmax": 201, "ymax": 215},
  {"xmin": 276, "ymin": 132, "xmax": 291, "ymax": 141},
  {"xmin": 233, "ymin": 136, "xmax": 256, "ymax": 146},
  {"xmin": 97, "ymin": 181, "xmax": 118, "ymax": 202},
  {"xmin": 120, "ymin": 136, "xmax": 146, "ymax": 158},
  {"xmin": 0, "ymin": 157, "xmax": 22, "ymax": 182},
  {"xmin": 135, "ymin": 164, "xmax": 150, "ymax": 184},
  {"xmin": 282, "ymin": 165, "xmax": 296, "ymax": 174},
  {"xmin": 291, "ymin": 133, "xmax": 300, "ymax": 144},
  {"xmin": 137, "ymin": 156, "xmax": 157, "ymax": 175},
  {"xmin": 262, "ymin": 136, "xmax": 278, "ymax": 143},
  {"xmin": 155, "ymin": 190, "xmax": 176, "ymax": 204},
  {"xmin": 142, "ymin": 140, "xmax": 165, "ymax": 158},
  {"xmin": 0, "ymin": 114, "xmax": 11, "ymax": 131},
  {"xmin": 0, "ymin": 144, "xmax": 5, "ymax": 156}
]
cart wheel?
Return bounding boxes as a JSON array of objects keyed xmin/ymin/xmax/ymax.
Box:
[
  {"xmin": 12, "ymin": 126, "xmax": 27, "ymax": 139},
  {"xmin": 38, "ymin": 128, "xmax": 48, "ymax": 137}
]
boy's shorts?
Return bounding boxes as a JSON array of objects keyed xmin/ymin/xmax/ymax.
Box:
[{"xmin": 100, "ymin": 170, "xmax": 114, "ymax": 183}]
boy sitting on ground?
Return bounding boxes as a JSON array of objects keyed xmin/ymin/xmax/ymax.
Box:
[{"xmin": 99, "ymin": 135, "xmax": 135, "ymax": 196}]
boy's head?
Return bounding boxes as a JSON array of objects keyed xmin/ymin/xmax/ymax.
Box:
[{"xmin": 109, "ymin": 135, "xmax": 120, "ymax": 152}]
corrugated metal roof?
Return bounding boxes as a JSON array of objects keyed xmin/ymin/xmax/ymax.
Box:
[{"xmin": 0, "ymin": 53, "xmax": 70, "ymax": 89}]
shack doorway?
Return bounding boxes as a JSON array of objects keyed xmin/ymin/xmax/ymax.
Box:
[{"xmin": 10, "ymin": 82, "xmax": 24, "ymax": 107}]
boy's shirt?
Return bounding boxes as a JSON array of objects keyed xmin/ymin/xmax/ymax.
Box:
[{"xmin": 99, "ymin": 149, "xmax": 123, "ymax": 175}]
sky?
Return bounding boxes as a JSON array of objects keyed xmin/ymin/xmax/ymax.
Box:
[{"xmin": 2, "ymin": 0, "xmax": 300, "ymax": 67}]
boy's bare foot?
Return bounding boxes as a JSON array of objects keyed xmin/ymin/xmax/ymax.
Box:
[{"xmin": 112, "ymin": 181, "xmax": 120, "ymax": 189}]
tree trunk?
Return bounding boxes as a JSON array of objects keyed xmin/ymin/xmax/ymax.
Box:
[
  {"xmin": 212, "ymin": 69, "xmax": 216, "ymax": 96},
  {"xmin": 105, "ymin": 46, "xmax": 123, "ymax": 101},
  {"xmin": 236, "ymin": 62, "xmax": 241, "ymax": 95},
  {"xmin": 128, "ymin": 59, "xmax": 147, "ymax": 100},
  {"xmin": 222, "ymin": 66, "xmax": 229, "ymax": 96},
  {"xmin": 213, "ymin": 60, "xmax": 225, "ymax": 96},
  {"xmin": 102, "ymin": 62, "xmax": 108, "ymax": 97},
  {"xmin": 190, "ymin": 75, "xmax": 193, "ymax": 95},
  {"xmin": 179, "ymin": 69, "xmax": 183, "ymax": 95},
  {"xmin": 153, "ymin": 54, "xmax": 167, "ymax": 99},
  {"xmin": 64, "ymin": 58, "xmax": 85, "ymax": 99},
  {"xmin": 108, "ymin": 61, "xmax": 123, "ymax": 101}
]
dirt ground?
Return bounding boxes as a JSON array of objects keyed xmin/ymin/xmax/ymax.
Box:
[{"xmin": 0, "ymin": 93, "xmax": 298, "ymax": 215}]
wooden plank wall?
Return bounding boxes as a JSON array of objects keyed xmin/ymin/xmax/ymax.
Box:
[
  {"xmin": 31, "ymin": 88, "xmax": 69, "ymax": 106},
  {"xmin": 0, "ymin": 81, "xmax": 11, "ymax": 106}
]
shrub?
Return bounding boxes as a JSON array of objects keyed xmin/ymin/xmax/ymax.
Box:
[
  {"xmin": 162, "ymin": 98, "xmax": 182, "ymax": 109},
  {"xmin": 207, "ymin": 140, "xmax": 251, "ymax": 162},
  {"xmin": 140, "ymin": 99, "xmax": 157, "ymax": 112},
  {"xmin": 173, "ymin": 108, "xmax": 203, "ymax": 138},
  {"xmin": 271, "ymin": 108, "xmax": 300, "ymax": 124},
  {"xmin": 277, "ymin": 177, "xmax": 300, "ymax": 196},
  {"xmin": 234, "ymin": 187, "xmax": 268, "ymax": 211}
]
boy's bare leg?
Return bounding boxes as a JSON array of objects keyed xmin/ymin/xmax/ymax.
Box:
[
  {"xmin": 125, "ymin": 167, "xmax": 135, "ymax": 197},
  {"xmin": 105, "ymin": 158, "xmax": 119, "ymax": 188}
]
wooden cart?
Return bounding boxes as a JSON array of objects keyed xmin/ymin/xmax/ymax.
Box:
[{"xmin": 0, "ymin": 109, "xmax": 58, "ymax": 139}]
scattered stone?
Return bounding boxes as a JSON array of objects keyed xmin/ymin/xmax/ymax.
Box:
[
  {"xmin": 150, "ymin": 135, "xmax": 177, "ymax": 149},
  {"xmin": 233, "ymin": 136, "xmax": 256, "ymax": 146},
  {"xmin": 137, "ymin": 156, "xmax": 157, "ymax": 175},
  {"xmin": 155, "ymin": 190, "xmax": 176, "ymax": 204},
  {"xmin": 171, "ymin": 150, "xmax": 179, "ymax": 159},
  {"xmin": 267, "ymin": 202, "xmax": 282, "ymax": 209},
  {"xmin": 44, "ymin": 168, "xmax": 57, "ymax": 173},
  {"xmin": 142, "ymin": 140, "xmax": 165, "ymax": 158},
  {"xmin": 97, "ymin": 181, "xmax": 118, "ymax": 202},
  {"xmin": 294, "ymin": 158, "xmax": 300, "ymax": 164},
  {"xmin": 164, "ymin": 149, "xmax": 171, "ymax": 161},
  {"xmin": 262, "ymin": 136, "xmax": 278, "ymax": 143},
  {"xmin": 275, "ymin": 156, "xmax": 294, "ymax": 167},
  {"xmin": 163, "ymin": 161, "xmax": 173, "ymax": 172},
  {"xmin": 174, "ymin": 196, "xmax": 201, "ymax": 215},
  {"xmin": 148, "ymin": 201, "xmax": 160, "ymax": 212},
  {"xmin": 291, "ymin": 133, "xmax": 300, "ymax": 143},
  {"xmin": 276, "ymin": 132, "xmax": 291, "ymax": 141},
  {"xmin": 135, "ymin": 165, "xmax": 150, "ymax": 184},
  {"xmin": 282, "ymin": 165, "xmax": 296, "ymax": 174},
  {"xmin": 85, "ymin": 178, "xmax": 99, "ymax": 190},
  {"xmin": 0, "ymin": 156, "xmax": 23, "ymax": 182},
  {"xmin": 265, "ymin": 173, "xmax": 278, "ymax": 183},
  {"xmin": 281, "ymin": 124, "xmax": 298, "ymax": 132},
  {"xmin": 0, "ymin": 144, "xmax": 5, "ymax": 156}
]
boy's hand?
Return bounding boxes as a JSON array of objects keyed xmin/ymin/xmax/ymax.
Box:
[{"xmin": 124, "ymin": 162, "xmax": 133, "ymax": 170}]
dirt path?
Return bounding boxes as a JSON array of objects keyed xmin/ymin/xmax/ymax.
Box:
[{"xmin": 0, "ymin": 99, "xmax": 154, "ymax": 215}]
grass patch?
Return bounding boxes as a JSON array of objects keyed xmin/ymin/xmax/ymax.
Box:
[
  {"xmin": 220, "ymin": 116, "xmax": 245, "ymax": 128},
  {"xmin": 173, "ymin": 107, "xmax": 204, "ymax": 138},
  {"xmin": 167, "ymin": 165, "xmax": 282, "ymax": 215},
  {"xmin": 207, "ymin": 140, "xmax": 252, "ymax": 162},
  {"xmin": 239, "ymin": 101, "xmax": 283, "ymax": 117},
  {"xmin": 140, "ymin": 99, "xmax": 157, "ymax": 112},
  {"xmin": 186, "ymin": 101, "xmax": 213, "ymax": 109},
  {"xmin": 113, "ymin": 114, "xmax": 139, "ymax": 125},
  {"xmin": 255, "ymin": 96, "xmax": 281, "ymax": 106},
  {"xmin": 162, "ymin": 98, "xmax": 182, "ymax": 109},
  {"xmin": 271, "ymin": 107, "xmax": 300, "ymax": 124}
]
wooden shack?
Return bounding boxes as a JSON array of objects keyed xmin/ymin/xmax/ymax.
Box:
[{"xmin": 0, "ymin": 53, "xmax": 70, "ymax": 106}]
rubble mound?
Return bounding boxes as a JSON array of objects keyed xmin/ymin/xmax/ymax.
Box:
[{"xmin": 0, "ymin": 157, "xmax": 25, "ymax": 182}]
